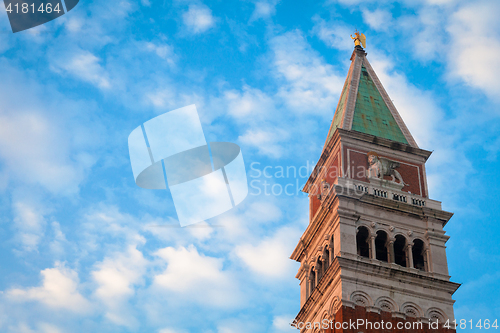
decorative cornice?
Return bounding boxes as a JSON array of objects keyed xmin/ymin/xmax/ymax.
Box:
[
  {"xmin": 337, "ymin": 256, "xmax": 460, "ymax": 295},
  {"xmin": 338, "ymin": 128, "xmax": 430, "ymax": 160},
  {"xmin": 366, "ymin": 306, "xmax": 381, "ymax": 314},
  {"xmin": 358, "ymin": 193, "xmax": 453, "ymax": 225},
  {"xmin": 392, "ymin": 311, "xmax": 407, "ymax": 319}
]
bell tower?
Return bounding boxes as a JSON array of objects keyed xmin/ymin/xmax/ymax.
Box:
[{"xmin": 290, "ymin": 44, "xmax": 459, "ymax": 332}]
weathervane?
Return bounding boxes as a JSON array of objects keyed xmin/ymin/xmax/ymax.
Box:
[{"xmin": 350, "ymin": 30, "xmax": 366, "ymax": 49}]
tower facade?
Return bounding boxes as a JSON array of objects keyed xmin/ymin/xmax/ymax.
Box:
[{"xmin": 290, "ymin": 46, "xmax": 459, "ymax": 332}]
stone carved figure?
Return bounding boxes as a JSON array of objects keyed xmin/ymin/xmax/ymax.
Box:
[{"xmin": 367, "ymin": 152, "xmax": 408, "ymax": 186}]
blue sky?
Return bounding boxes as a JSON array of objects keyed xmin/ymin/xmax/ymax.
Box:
[{"xmin": 0, "ymin": 0, "xmax": 499, "ymax": 332}]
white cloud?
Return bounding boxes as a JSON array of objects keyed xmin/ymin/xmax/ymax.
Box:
[
  {"xmin": 144, "ymin": 42, "xmax": 176, "ymax": 66},
  {"xmin": 224, "ymin": 86, "xmax": 275, "ymax": 120},
  {"xmin": 6, "ymin": 322, "xmax": 65, "ymax": 333},
  {"xmin": 250, "ymin": 0, "xmax": 278, "ymax": 22},
  {"xmin": 215, "ymin": 30, "xmax": 349, "ymax": 161},
  {"xmin": 64, "ymin": 16, "xmax": 85, "ymax": 33},
  {"xmin": 58, "ymin": 0, "xmax": 137, "ymax": 46},
  {"xmin": 223, "ymin": 86, "xmax": 288, "ymax": 157},
  {"xmin": 158, "ymin": 329, "xmax": 188, "ymax": 333},
  {"xmin": 92, "ymin": 245, "xmax": 148, "ymax": 327},
  {"xmin": 153, "ymin": 245, "xmax": 241, "ymax": 307},
  {"xmin": 12, "ymin": 201, "xmax": 46, "ymax": 251},
  {"xmin": 0, "ymin": 110, "xmax": 93, "ymax": 194},
  {"xmin": 210, "ymin": 199, "xmax": 289, "ymax": 248},
  {"xmin": 244, "ymin": 201, "xmax": 282, "ymax": 223},
  {"xmin": 6, "ymin": 323, "xmax": 36, "ymax": 333},
  {"xmin": 447, "ymin": 0, "xmax": 500, "ymax": 99},
  {"xmin": 312, "ymin": 17, "xmax": 353, "ymax": 51},
  {"xmin": 235, "ymin": 227, "xmax": 299, "ymax": 279},
  {"xmin": 319, "ymin": 4, "xmax": 447, "ymax": 62},
  {"xmin": 144, "ymin": 86, "xmax": 204, "ymax": 114},
  {"xmin": 49, "ymin": 221, "xmax": 68, "ymax": 256},
  {"xmin": 7, "ymin": 264, "xmax": 91, "ymax": 314},
  {"xmin": 400, "ymin": 7, "xmax": 446, "ymax": 61},
  {"xmin": 81, "ymin": 205, "xmax": 146, "ymax": 254},
  {"xmin": 92, "ymin": 246, "xmax": 147, "ymax": 302},
  {"xmin": 328, "ymin": 0, "xmax": 378, "ymax": 5},
  {"xmin": 146, "ymin": 88, "xmax": 177, "ymax": 108},
  {"xmin": 185, "ymin": 221, "xmax": 214, "ymax": 240},
  {"xmin": 217, "ymin": 320, "xmax": 256, "ymax": 333},
  {"xmin": 272, "ymin": 314, "xmax": 295, "ymax": 331},
  {"xmin": 182, "ymin": 4, "xmax": 215, "ymax": 34},
  {"xmin": 37, "ymin": 323, "xmax": 65, "ymax": 333},
  {"xmin": 361, "ymin": 9, "xmax": 392, "ymax": 31},
  {"xmin": 53, "ymin": 50, "xmax": 110, "ymax": 89},
  {"xmin": 426, "ymin": 0, "xmax": 456, "ymax": 4},
  {"xmin": 239, "ymin": 128, "xmax": 288, "ymax": 158},
  {"xmin": 0, "ymin": 62, "xmax": 99, "ymax": 195},
  {"xmin": 269, "ymin": 31, "xmax": 344, "ymax": 114}
]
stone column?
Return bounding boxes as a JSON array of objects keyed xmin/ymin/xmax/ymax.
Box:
[
  {"xmin": 423, "ymin": 248, "xmax": 430, "ymax": 272},
  {"xmin": 314, "ymin": 266, "xmax": 320, "ymax": 286},
  {"xmin": 406, "ymin": 244, "xmax": 413, "ymax": 268},
  {"xmin": 319, "ymin": 256, "xmax": 325, "ymax": 279},
  {"xmin": 369, "ymin": 235, "xmax": 376, "ymax": 259},
  {"xmin": 309, "ymin": 269, "xmax": 316, "ymax": 297},
  {"xmin": 388, "ymin": 239, "xmax": 395, "ymax": 263},
  {"xmin": 306, "ymin": 271, "xmax": 311, "ymax": 298},
  {"xmin": 329, "ymin": 240, "xmax": 334, "ymax": 264}
]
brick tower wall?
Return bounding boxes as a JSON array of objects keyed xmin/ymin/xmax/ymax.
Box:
[{"xmin": 320, "ymin": 305, "xmax": 456, "ymax": 333}]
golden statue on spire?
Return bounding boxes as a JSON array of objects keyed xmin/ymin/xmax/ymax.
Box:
[{"xmin": 351, "ymin": 31, "xmax": 366, "ymax": 48}]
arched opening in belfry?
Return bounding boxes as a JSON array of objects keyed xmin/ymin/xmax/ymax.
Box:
[
  {"xmin": 356, "ymin": 226, "xmax": 370, "ymax": 258},
  {"xmin": 413, "ymin": 239, "xmax": 426, "ymax": 271},
  {"xmin": 394, "ymin": 235, "xmax": 407, "ymax": 267},
  {"xmin": 375, "ymin": 230, "xmax": 389, "ymax": 262}
]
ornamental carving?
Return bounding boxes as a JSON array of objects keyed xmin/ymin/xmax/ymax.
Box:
[
  {"xmin": 401, "ymin": 302, "xmax": 423, "ymax": 318},
  {"xmin": 367, "ymin": 152, "xmax": 408, "ymax": 186},
  {"xmin": 375, "ymin": 296, "xmax": 398, "ymax": 312},
  {"xmin": 351, "ymin": 291, "xmax": 372, "ymax": 307},
  {"xmin": 317, "ymin": 179, "xmax": 331, "ymax": 200}
]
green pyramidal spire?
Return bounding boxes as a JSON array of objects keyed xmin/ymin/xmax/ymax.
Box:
[
  {"xmin": 351, "ymin": 65, "xmax": 408, "ymax": 144},
  {"xmin": 325, "ymin": 46, "xmax": 417, "ymax": 148}
]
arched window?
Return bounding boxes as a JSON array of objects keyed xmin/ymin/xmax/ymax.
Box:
[
  {"xmin": 394, "ymin": 235, "xmax": 407, "ymax": 267},
  {"xmin": 375, "ymin": 230, "xmax": 388, "ymax": 262},
  {"xmin": 356, "ymin": 226, "xmax": 370, "ymax": 258},
  {"xmin": 413, "ymin": 239, "xmax": 426, "ymax": 271}
]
